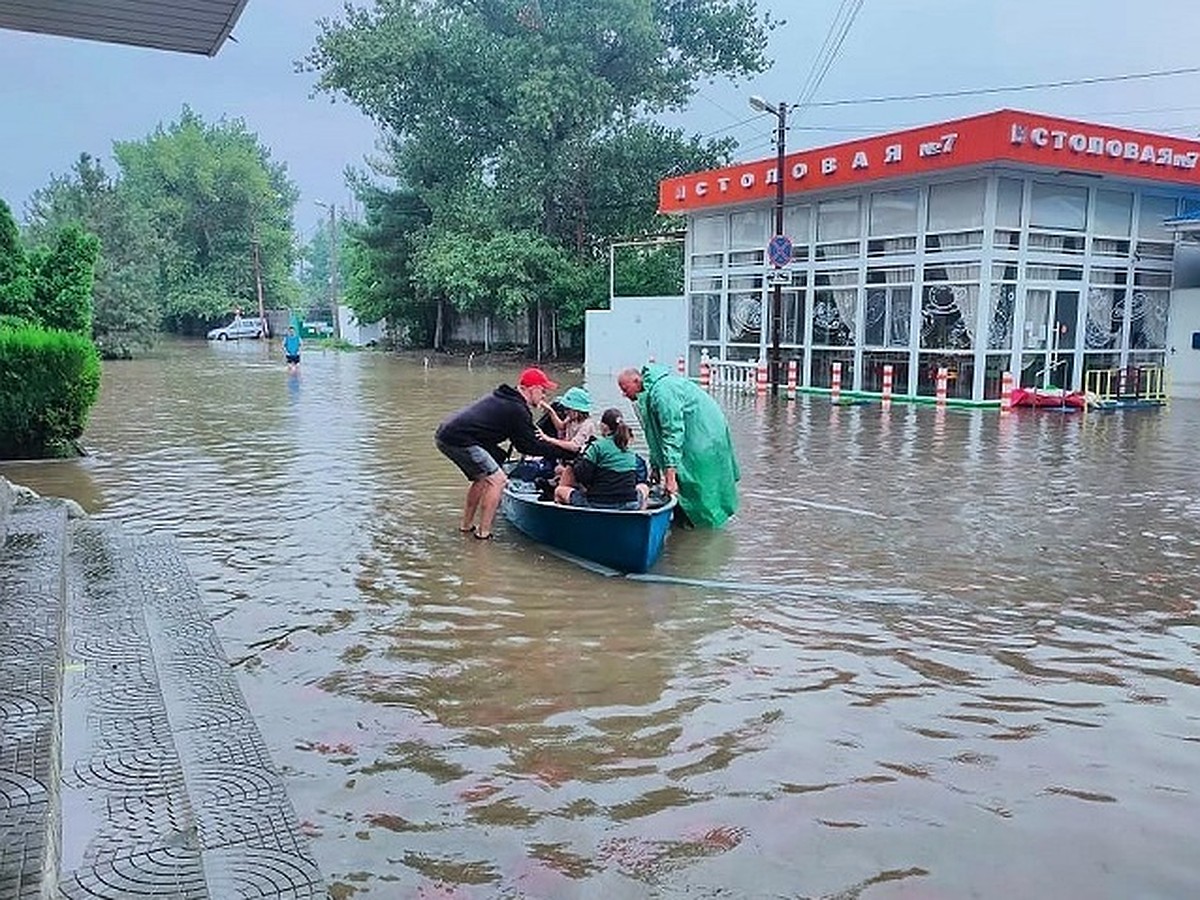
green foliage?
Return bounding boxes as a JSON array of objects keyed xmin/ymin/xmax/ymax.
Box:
[
  {"xmin": 0, "ymin": 323, "xmax": 101, "ymax": 459},
  {"xmin": 0, "ymin": 199, "xmax": 35, "ymax": 321},
  {"xmin": 307, "ymin": 0, "xmax": 773, "ymax": 350},
  {"xmin": 28, "ymin": 223, "xmax": 99, "ymax": 334},
  {"xmin": 25, "ymin": 154, "xmax": 160, "ymax": 358},
  {"xmin": 113, "ymin": 107, "xmax": 299, "ymax": 333},
  {"xmin": 613, "ymin": 240, "xmax": 684, "ymax": 297},
  {"xmin": 340, "ymin": 183, "xmax": 431, "ymax": 333}
]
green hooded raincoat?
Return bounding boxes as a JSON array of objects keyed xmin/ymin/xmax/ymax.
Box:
[{"xmin": 634, "ymin": 363, "xmax": 740, "ymax": 528}]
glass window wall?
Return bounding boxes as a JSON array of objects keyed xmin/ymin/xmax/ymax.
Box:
[
  {"xmin": 1030, "ymin": 182, "xmax": 1088, "ymax": 231},
  {"xmin": 864, "ymin": 266, "xmax": 913, "ymax": 348},
  {"xmin": 927, "ymin": 178, "xmax": 985, "ymax": 231},
  {"xmin": 921, "ymin": 263, "xmax": 979, "ymax": 350},
  {"xmin": 812, "ymin": 269, "xmax": 857, "ymax": 347}
]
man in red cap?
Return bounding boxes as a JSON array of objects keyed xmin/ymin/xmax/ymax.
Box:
[{"xmin": 435, "ymin": 367, "xmax": 570, "ymax": 539}]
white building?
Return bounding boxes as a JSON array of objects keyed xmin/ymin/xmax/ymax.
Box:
[{"xmin": 594, "ymin": 109, "xmax": 1200, "ymax": 402}]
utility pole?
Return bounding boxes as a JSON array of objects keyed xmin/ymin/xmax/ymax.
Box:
[
  {"xmin": 750, "ymin": 96, "xmax": 789, "ymax": 395},
  {"xmin": 328, "ymin": 203, "xmax": 340, "ymax": 340},
  {"xmin": 251, "ymin": 238, "xmax": 267, "ymax": 336},
  {"xmin": 769, "ymin": 101, "xmax": 787, "ymax": 396},
  {"xmin": 315, "ymin": 200, "xmax": 340, "ymax": 340}
]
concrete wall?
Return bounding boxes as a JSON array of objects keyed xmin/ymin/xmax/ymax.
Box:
[
  {"xmin": 0, "ymin": 477, "xmax": 14, "ymax": 541},
  {"xmin": 584, "ymin": 296, "xmax": 688, "ymax": 376},
  {"xmin": 1168, "ymin": 287, "xmax": 1200, "ymax": 398},
  {"xmin": 336, "ymin": 307, "xmax": 385, "ymax": 347}
]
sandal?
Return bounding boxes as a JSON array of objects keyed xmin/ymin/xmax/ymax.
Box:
[
  {"xmin": 474, "ymin": 531, "xmax": 494, "ymax": 541},
  {"xmin": 459, "ymin": 525, "xmax": 476, "ymax": 534}
]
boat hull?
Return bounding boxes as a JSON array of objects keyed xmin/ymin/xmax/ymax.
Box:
[{"xmin": 500, "ymin": 487, "xmax": 676, "ymax": 574}]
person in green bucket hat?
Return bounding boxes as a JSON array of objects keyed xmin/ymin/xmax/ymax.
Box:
[{"xmin": 539, "ymin": 385, "xmax": 597, "ymax": 452}]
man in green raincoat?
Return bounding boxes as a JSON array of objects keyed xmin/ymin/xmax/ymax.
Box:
[{"xmin": 617, "ymin": 364, "xmax": 740, "ymax": 528}]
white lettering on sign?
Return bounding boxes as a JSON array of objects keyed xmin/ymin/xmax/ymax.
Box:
[
  {"xmin": 696, "ymin": 181, "xmax": 708, "ymax": 196},
  {"xmin": 1011, "ymin": 120, "xmax": 1199, "ymax": 170},
  {"xmin": 792, "ymin": 162, "xmax": 809, "ymax": 180},
  {"xmin": 852, "ymin": 150, "xmax": 869, "ymax": 169},
  {"xmin": 717, "ymin": 177, "xmax": 731, "ymax": 193},
  {"xmin": 822, "ymin": 156, "xmax": 838, "ymax": 175},
  {"xmin": 918, "ymin": 133, "xmax": 959, "ymax": 158},
  {"xmin": 766, "ymin": 167, "xmax": 778, "ymax": 185},
  {"xmin": 884, "ymin": 143, "xmax": 902, "ymax": 163},
  {"xmin": 675, "ymin": 184, "xmax": 687, "ymax": 201},
  {"xmin": 740, "ymin": 172, "xmax": 756, "ymax": 188}
]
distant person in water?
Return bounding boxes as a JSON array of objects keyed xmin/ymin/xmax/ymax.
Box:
[
  {"xmin": 617, "ymin": 363, "xmax": 740, "ymax": 528},
  {"xmin": 282, "ymin": 326, "xmax": 302, "ymax": 372},
  {"xmin": 435, "ymin": 367, "xmax": 566, "ymax": 540}
]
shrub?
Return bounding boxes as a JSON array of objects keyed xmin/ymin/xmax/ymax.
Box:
[{"xmin": 0, "ymin": 324, "xmax": 101, "ymax": 459}]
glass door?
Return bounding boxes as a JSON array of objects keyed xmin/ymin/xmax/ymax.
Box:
[{"xmin": 1021, "ymin": 287, "xmax": 1080, "ymax": 389}]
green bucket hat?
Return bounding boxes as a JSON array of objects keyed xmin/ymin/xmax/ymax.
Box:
[{"xmin": 559, "ymin": 386, "xmax": 592, "ymax": 413}]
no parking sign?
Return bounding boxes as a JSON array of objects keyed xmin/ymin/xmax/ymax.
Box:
[{"xmin": 767, "ymin": 234, "xmax": 792, "ymax": 268}]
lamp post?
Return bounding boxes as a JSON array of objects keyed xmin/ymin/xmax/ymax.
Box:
[
  {"xmin": 750, "ymin": 95, "xmax": 788, "ymax": 395},
  {"xmin": 314, "ymin": 200, "xmax": 340, "ymax": 340}
]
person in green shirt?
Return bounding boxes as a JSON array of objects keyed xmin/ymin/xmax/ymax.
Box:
[
  {"xmin": 617, "ymin": 364, "xmax": 740, "ymax": 528},
  {"xmin": 554, "ymin": 408, "xmax": 648, "ymax": 510}
]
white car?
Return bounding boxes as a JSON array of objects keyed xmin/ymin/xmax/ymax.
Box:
[{"xmin": 207, "ymin": 317, "xmax": 266, "ymax": 341}]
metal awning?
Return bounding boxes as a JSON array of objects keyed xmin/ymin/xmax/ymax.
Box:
[{"xmin": 0, "ymin": 0, "xmax": 250, "ymax": 56}]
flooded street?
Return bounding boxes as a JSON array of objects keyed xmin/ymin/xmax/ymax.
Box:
[{"xmin": 4, "ymin": 338, "xmax": 1199, "ymax": 898}]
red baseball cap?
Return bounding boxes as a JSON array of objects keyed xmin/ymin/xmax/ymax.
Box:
[{"xmin": 518, "ymin": 367, "xmax": 558, "ymax": 390}]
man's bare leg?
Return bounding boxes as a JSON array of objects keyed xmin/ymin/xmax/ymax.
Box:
[
  {"xmin": 475, "ymin": 470, "xmax": 508, "ymax": 538},
  {"xmin": 461, "ymin": 478, "xmax": 487, "ymax": 531}
]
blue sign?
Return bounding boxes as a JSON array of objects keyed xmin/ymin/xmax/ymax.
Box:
[{"xmin": 767, "ymin": 234, "xmax": 793, "ymax": 267}]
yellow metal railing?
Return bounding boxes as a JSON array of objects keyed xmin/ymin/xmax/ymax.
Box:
[{"xmin": 1083, "ymin": 366, "xmax": 1167, "ymax": 403}]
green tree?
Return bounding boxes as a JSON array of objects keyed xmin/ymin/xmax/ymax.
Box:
[
  {"xmin": 307, "ymin": 0, "xmax": 775, "ymax": 353},
  {"xmin": 113, "ymin": 107, "xmax": 299, "ymax": 333},
  {"xmin": 25, "ymin": 154, "xmax": 160, "ymax": 357},
  {"xmin": 28, "ymin": 223, "xmax": 100, "ymax": 335},
  {"xmin": 0, "ymin": 199, "xmax": 35, "ymax": 321},
  {"xmin": 340, "ymin": 183, "xmax": 431, "ymax": 339}
]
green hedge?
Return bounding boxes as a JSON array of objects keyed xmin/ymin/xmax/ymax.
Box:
[{"xmin": 0, "ymin": 324, "xmax": 101, "ymax": 459}]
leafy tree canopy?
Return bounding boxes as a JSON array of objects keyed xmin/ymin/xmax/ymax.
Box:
[
  {"xmin": 306, "ymin": 0, "xmax": 775, "ymax": 350},
  {"xmin": 25, "ymin": 154, "xmax": 160, "ymax": 358},
  {"xmin": 113, "ymin": 107, "xmax": 299, "ymax": 332},
  {"xmin": 0, "ymin": 199, "xmax": 35, "ymax": 320}
]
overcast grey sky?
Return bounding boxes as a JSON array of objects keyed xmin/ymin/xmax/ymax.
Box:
[{"xmin": 3, "ymin": 0, "xmax": 1200, "ymax": 238}]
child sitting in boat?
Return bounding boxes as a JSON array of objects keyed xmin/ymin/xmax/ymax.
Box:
[
  {"xmin": 554, "ymin": 408, "xmax": 650, "ymax": 510},
  {"xmin": 538, "ymin": 386, "xmax": 597, "ymax": 451}
]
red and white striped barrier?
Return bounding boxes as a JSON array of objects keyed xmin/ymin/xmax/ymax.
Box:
[
  {"xmin": 831, "ymin": 361, "xmax": 842, "ymax": 404},
  {"xmin": 1000, "ymin": 371, "xmax": 1014, "ymax": 414},
  {"xmin": 881, "ymin": 364, "xmax": 893, "ymax": 407},
  {"xmin": 755, "ymin": 359, "xmax": 768, "ymax": 396},
  {"xmin": 699, "ymin": 355, "xmax": 711, "ymax": 389},
  {"xmin": 786, "ymin": 359, "xmax": 798, "ymax": 398},
  {"xmin": 935, "ymin": 366, "xmax": 949, "ymax": 407},
  {"xmin": 676, "ymin": 355, "xmax": 686, "ymax": 376}
]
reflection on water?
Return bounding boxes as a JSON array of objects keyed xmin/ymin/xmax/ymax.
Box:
[{"xmin": 4, "ymin": 338, "xmax": 1199, "ymax": 898}]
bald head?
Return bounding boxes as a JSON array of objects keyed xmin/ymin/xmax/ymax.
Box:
[{"xmin": 617, "ymin": 368, "xmax": 643, "ymax": 400}]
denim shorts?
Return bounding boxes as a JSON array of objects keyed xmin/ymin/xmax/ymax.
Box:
[{"xmin": 436, "ymin": 439, "xmax": 501, "ymax": 482}]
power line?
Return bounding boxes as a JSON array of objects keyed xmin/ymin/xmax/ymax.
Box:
[
  {"xmin": 802, "ymin": 65, "xmax": 1200, "ymax": 108},
  {"xmin": 797, "ymin": 0, "xmax": 866, "ymax": 111}
]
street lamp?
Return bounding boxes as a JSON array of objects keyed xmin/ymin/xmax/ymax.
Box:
[
  {"xmin": 750, "ymin": 95, "xmax": 788, "ymax": 395},
  {"xmin": 314, "ymin": 200, "xmax": 341, "ymax": 340}
]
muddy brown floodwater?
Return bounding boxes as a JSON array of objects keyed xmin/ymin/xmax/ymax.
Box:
[{"xmin": 4, "ymin": 337, "xmax": 1198, "ymax": 898}]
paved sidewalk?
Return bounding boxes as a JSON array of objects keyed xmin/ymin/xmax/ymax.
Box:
[{"xmin": 0, "ymin": 489, "xmax": 325, "ymax": 898}]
